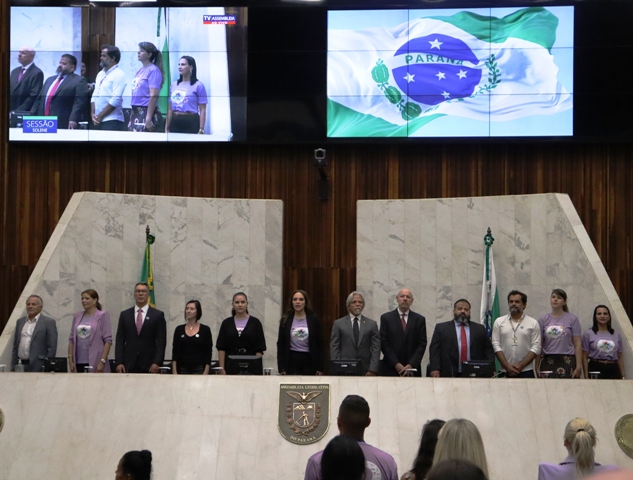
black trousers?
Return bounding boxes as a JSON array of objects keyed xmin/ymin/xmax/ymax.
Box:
[
  {"xmin": 588, "ymin": 359, "xmax": 622, "ymax": 379},
  {"xmin": 287, "ymin": 351, "xmax": 315, "ymax": 375},
  {"xmin": 170, "ymin": 113, "xmax": 200, "ymax": 134}
]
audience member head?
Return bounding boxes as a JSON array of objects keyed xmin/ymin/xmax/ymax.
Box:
[
  {"xmin": 411, "ymin": 419, "xmax": 446, "ymax": 480},
  {"xmin": 426, "ymin": 459, "xmax": 488, "ymax": 480},
  {"xmin": 591, "ymin": 305, "xmax": 614, "ymax": 334},
  {"xmin": 116, "ymin": 450, "xmax": 152, "ymax": 480},
  {"xmin": 564, "ymin": 418, "xmax": 597, "ymax": 479},
  {"xmin": 81, "ymin": 289, "xmax": 103, "ymax": 311},
  {"xmin": 321, "ymin": 435, "xmax": 365, "ymax": 480},
  {"xmin": 184, "ymin": 300, "xmax": 202, "ymax": 322},
  {"xmin": 433, "ymin": 418, "xmax": 489, "ymax": 478},
  {"xmin": 337, "ymin": 395, "xmax": 371, "ymax": 440},
  {"xmin": 551, "ymin": 288, "xmax": 569, "ymax": 312}
]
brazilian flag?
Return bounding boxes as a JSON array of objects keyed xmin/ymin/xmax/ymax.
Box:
[{"xmin": 141, "ymin": 233, "xmax": 156, "ymax": 308}]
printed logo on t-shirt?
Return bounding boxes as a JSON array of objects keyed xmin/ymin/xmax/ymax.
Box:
[
  {"xmin": 291, "ymin": 327, "xmax": 309, "ymax": 341},
  {"xmin": 236, "ymin": 327, "xmax": 244, "ymax": 337},
  {"xmin": 597, "ymin": 339, "xmax": 616, "ymax": 353},
  {"xmin": 366, "ymin": 461, "xmax": 382, "ymax": 480},
  {"xmin": 545, "ymin": 325, "xmax": 564, "ymax": 338},
  {"xmin": 171, "ymin": 89, "xmax": 187, "ymax": 107},
  {"xmin": 77, "ymin": 325, "xmax": 91, "ymax": 339},
  {"xmin": 131, "ymin": 77, "xmax": 140, "ymax": 93}
]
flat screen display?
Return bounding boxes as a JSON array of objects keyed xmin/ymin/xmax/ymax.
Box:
[
  {"xmin": 327, "ymin": 7, "xmax": 574, "ymax": 138},
  {"xmin": 9, "ymin": 6, "xmax": 247, "ymax": 142}
]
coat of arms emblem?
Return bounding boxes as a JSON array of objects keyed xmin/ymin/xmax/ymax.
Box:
[{"xmin": 278, "ymin": 384, "xmax": 329, "ymax": 444}]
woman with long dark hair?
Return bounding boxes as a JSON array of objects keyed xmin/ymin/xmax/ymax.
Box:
[
  {"xmin": 166, "ymin": 56, "xmax": 207, "ymax": 134},
  {"xmin": 277, "ymin": 289, "xmax": 324, "ymax": 375},
  {"xmin": 115, "ymin": 450, "xmax": 153, "ymax": 480},
  {"xmin": 129, "ymin": 41, "xmax": 164, "ymax": 132},
  {"xmin": 216, "ymin": 292, "xmax": 266, "ymax": 374},
  {"xmin": 402, "ymin": 419, "xmax": 446, "ymax": 480},
  {"xmin": 171, "ymin": 300, "xmax": 213, "ymax": 375},
  {"xmin": 68, "ymin": 289, "xmax": 112, "ymax": 373},
  {"xmin": 581, "ymin": 305, "xmax": 625, "ymax": 379}
]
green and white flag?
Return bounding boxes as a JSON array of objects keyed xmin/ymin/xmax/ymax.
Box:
[
  {"xmin": 480, "ymin": 229, "xmax": 500, "ymax": 337},
  {"xmin": 327, "ymin": 7, "xmax": 573, "ymax": 137}
]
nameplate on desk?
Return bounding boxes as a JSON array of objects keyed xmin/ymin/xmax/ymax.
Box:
[{"xmin": 22, "ymin": 116, "xmax": 57, "ymax": 134}]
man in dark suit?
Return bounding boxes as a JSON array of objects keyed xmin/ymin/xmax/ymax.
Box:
[
  {"xmin": 429, "ymin": 298, "xmax": 494, "ymax": 377},
  {"xmin": 115, "ymin": 282, "xmax": 166, "ymax": 374},
  {"xmin": 9, "ymin": 47, "xmax": 44, "ymax": 113},
  {"xmin": 330, "ymin": 291, "xmax": 380, "ymax": 376},
  {"xmin": 31, "ymin": 54, "xmax": 88, "ymax": 129},
  {"xmin": 11, "ymin": 295, "xmax": 58, "ymax": 372},
  {"xmin": 379, "ymin": 288, "xmax": 427, "ymax": 376}
]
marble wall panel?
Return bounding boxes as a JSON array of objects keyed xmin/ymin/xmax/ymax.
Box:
[
  {"xmin": 357, "ymin": 194, "xmax": 633, "ymax": 376},
  {"xmin": 0, "ymin": 193, "xmax": 283, "ymax": 369}
]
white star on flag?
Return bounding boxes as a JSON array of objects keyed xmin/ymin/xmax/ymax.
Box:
[
  {"xmin": 404, "ymin": 72, "xmax": 415, "ymax": 83},
  {"xmin": 436, "ymin": 71, "xmax": 446, "ymax": 80},
  {"xmin": 457, "ymin": 70, "xmax": 467, "ymax": 79},
  {"xmin": 429, "ymin": 38, "xmax": 443, "ymax": 49},
  {"xmin": 441, "ymin": 91, "xmax": 451, "ymax": 99}
]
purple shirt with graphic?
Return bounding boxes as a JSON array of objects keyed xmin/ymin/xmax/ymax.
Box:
[
  {"xmin": 304, "ymin": 441, "xmax": 399, "ymax": 480},
  {"xmin": 582, "ymin": 328, "xmax": 623, "ymax": 361},
  {"xmin": 131, "ymin": 64, "xmax": 162, "ymax": 107},
  {"xmin": 169, "ymin": 80, "xmax": 207, "ymax": 113},
  {"xmin": 290, "ymin": 317, "xmax": 310, "ymax": 352},
  {"xmin": 538, "ymin": 312, "xmax": 581, "ymax": 355},
  {"xmin": 234, "ymin": 317, "xmax": 249, "ymax": 337},
  {"xmin": 75, "ymin": 315, "xmax": 95, "ymax": 364}
]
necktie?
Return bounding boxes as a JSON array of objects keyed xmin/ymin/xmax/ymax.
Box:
[
  {"xmin": 460, "ymin": 324, "xmax": 468, "ymax": 363},
  {"xmin": 400, "ymin": 313, "xmax": 406, "ymax": 331},
  {"xmin": 353, "ymin": 317, "xmax": 359, "ymax": 346},
  {"xmin": 136, "ymin": 309, "xmax": 143, "ymax": 335},
  {"xmin": 44, "ymin": 76, "xmax": 62, "ymax": 116},
  {"xmin": 18, "ymin": 67, "xmax": 25, "ymax": 82}
]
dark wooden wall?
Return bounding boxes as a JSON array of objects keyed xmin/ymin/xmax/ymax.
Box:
[{"xmin": 2, "ymin": 1, "xmax": 632, "ymax": 337}]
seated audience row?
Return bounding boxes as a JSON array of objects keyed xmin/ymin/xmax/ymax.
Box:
[{"xmin": 9, "ymin": 285, "xmax": 626, "ymax": 380}]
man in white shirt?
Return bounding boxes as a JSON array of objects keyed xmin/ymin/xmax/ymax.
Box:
[
  {"xmin": 91, "ymin": 45, "xmax": 127, "ymax": 131},
  {"xmin": 11, "ymin": 295, "xmax": 58, "ymax": 372},
  {"xmin": 492, "ymin": 290, "xmax": 541, "ymax": 378}
]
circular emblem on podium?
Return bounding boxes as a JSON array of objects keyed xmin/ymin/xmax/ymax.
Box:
[{"xmin": 615, "ymin": 414, "xmax": 633, "ymax": 459}]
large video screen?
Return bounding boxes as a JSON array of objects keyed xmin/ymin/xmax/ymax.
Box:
[
  {"xmin": 9, "ymin": 6, "xmax": 246, "ymax": 142},
  {"xmin": 327, "ymin": 7, "xmax": 574, "ymax": 138}
]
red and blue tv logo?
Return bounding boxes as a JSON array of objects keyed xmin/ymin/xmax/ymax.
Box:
[{"xmin": 203, "ymin": 14, "xmax": 236, "ymax": 25}]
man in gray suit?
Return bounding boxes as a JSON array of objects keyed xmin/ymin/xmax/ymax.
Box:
[
  {"xmin": 11, "ymin": 295, "xmax": 58, "ymax": 372},
  {"xmin": 330, "ymin": 291, "xmax": 380, "ymax": 376}
]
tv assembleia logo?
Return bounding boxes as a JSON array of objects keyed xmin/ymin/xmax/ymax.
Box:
[
  {"xmin": 203, "ymin": 15, "xmax": 236, "ymax": 25},
  {"xmin": 23, "ymin": 116, "xmax": 58, "ymax": 133}
]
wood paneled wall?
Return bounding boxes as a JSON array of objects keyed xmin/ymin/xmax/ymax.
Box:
[{"xmin": 2, "ymin": 2, "xmax": 632, "ymax": 336}]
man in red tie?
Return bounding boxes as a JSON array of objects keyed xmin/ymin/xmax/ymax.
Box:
[
  {"xmin": 379, "ymin": 288, "xmax": 427, "ymax": 376},
  {"xmin": 32, "ymin": 54, "xmax": 88, "ymax": 129},
  {"xmin": 114, "ymin": 283, "xmax": 166, "ymax": 374},
  {"xmin": 9, "ymin": 47, "xmax": 44, "ymax": 114},
  {"xmin": 429, "ymin": 299, "xmax": 494, "ymax": 377}
]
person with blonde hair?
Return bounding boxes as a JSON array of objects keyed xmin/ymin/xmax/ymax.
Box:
[
  {"xmin": 538, "ymin": 418, "xmax": 619, "ymax": 479},
  {"xmin": 432, "ymin": 419, "xmax": 489, "ymax": 479}
]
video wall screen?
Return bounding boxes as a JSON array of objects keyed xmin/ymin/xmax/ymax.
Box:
[
  {"xmin": 9, "ymin": 6, "xmax": 247, "ymax": 142},
  {"xmin": 327, "ymin": 7, "xmax": 574, "ymax": 138}
]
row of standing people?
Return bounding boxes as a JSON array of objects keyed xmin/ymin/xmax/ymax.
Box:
[
  {"xmin": 9, "ymin": 44, "xmax": 207, "ymax": 133},
  {"xmin": 9, "ymin": 285, "xmax": 626, "ymax": 380}
]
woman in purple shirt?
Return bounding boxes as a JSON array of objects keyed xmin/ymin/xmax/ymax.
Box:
[
  {"xmin": 536, "ymin": 289, "xmax": 583, "ymax": 378},
  {"xmin": 538, "ymin": 418, "xmax": 618, "ymax": 480},
  {"xmin": 216, "ymin": 292, "xmax": 266, "ymax": 374},
  {"xmin": 277, "ymin": 289, "xmax": 325, "ymax": 375},
  {"xmin": 128, "ymin": 42, "xmax": 164, "ymax": 132},
  {"xmin": 582, "ymin": 305, "xmax": 625, "ymax": 379},
  {"xmin": 67, "ymin": 289, "xmax": 112, "ymax": 373},
  {"xmin": 166, "ymin": 56, "xmax": 207, "ymax": 134}
]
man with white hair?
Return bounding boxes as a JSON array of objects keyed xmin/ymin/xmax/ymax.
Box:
[
  {"xmin": 330, "ymin": 291, "xmax": 380, "ymax": 375},
  {"xmin": 9, "ymin": 46, "xmax": 44, "ymax": 113}
]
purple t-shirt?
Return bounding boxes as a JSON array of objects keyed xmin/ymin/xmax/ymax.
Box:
[
  {"xmin": 75, "ymin": 315, "xmax": 95, "ymax": 364},
  {"xmin": 290, "ymin": 317, "xmax": 310, "ymax": 352},
  {"xmin": 538, "ymin": 456, "xmax": 619, "ymax": 480},
  {"xmin": 234, "ymin": 317, "xmax": 249, "ymax": 337},
  {"xmin": 538, "ymin": 312, "xmax": 581, "ymax": 355},
  {"xmin": 582, "ymin": 329, "xmax": 623, "ymax": 361},
  {"xmin": 169, "ymin": 80, "xmax": 207, "ymax": 113},
  {"xmin": 131, "ymin": 64, "xmax": 162, "ymax": 107},
  {"xmin": 304, "ymin": 441, "xmax": 399, "ymax": 480}
]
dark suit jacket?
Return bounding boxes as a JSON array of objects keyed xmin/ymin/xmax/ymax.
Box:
[
  {"xmin": 428, "ymin": 320, "xmax": 495, "ymax": 377},
  {"xmin": 32, "ymin": 72, "xmax": 88, "ymax": 128},
  {"xmin": 115, "ymin": 306, "xmax": 167, "ymax": 373},
  {"xmin": 10, "ymin": 64, "xmax": 44, "ymax": 112},
  {"xmin": 379, "ymin": 309, "xmax": 427, "ymax": 376},
  {"xmin": 11, "ymin": 314, "xmax": 58, "ymax": 372},
  {"xmin": 330, "ymin": 314, "xmax": 380, "ymax": 374},
  {"xmin": 277, "ymin": 313, "xmax": 324, "ymax": 374}
]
